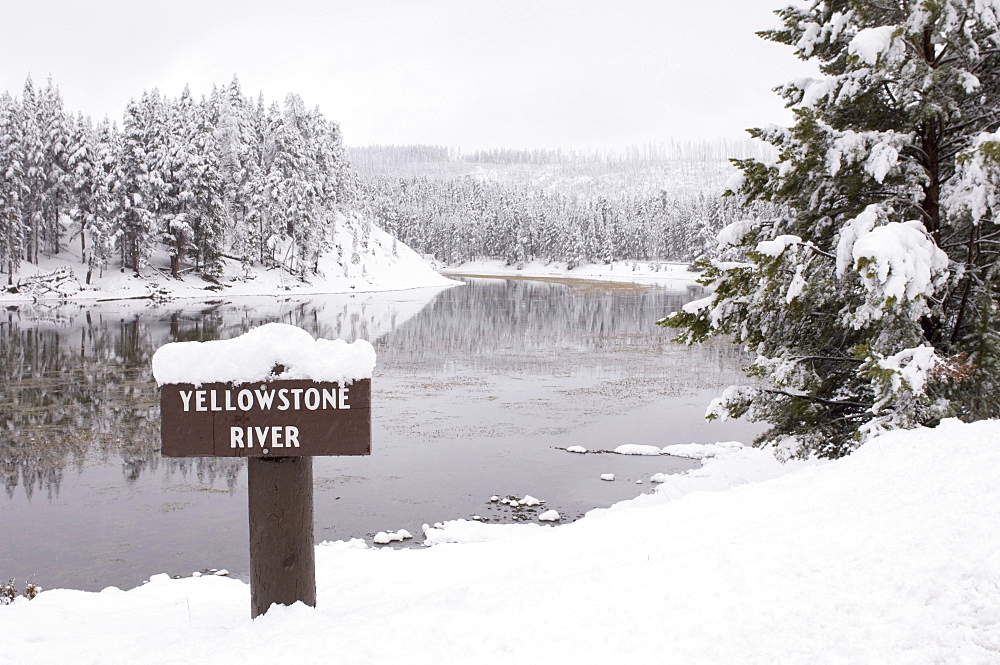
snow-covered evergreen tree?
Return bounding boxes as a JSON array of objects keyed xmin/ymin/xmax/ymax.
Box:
[
  {"xmin": 186, "ymin": 96, "xmax": 226, "ymax": 276},
  {"xmin": 117, "ymin": 95, "xmax": 157, "ymax": 271},
  {"xmin": 158, "ymin": 86, "xmax": 225, "ymax": 277},
  {"xmin": 67, "ymin": 113, "xmax": 98, "ymax": 268},
  {"xmin": 0, "ymin": 93, "xmax": 27, "ymax": 277},
  {"xmin": 160, "ymin": 88, "xmax": 194, "ymax": 277},
  {"xmin": 211, "ymin": 76, "xmax": 256, "ymax": 264},
  {"xmin": 87, "ymin": 118, "xmax": 122, "ymax": 281},
  {"xmin": 662, "ymin": 0, "xmax": 1000, "ymax": 457},
  {"xmin": 19, "ymin": 78, "xmax": 47, "ymax": 264},
  {"xmin": 37, "ymin": 79, "xmax": 73, "ymax": 257}
]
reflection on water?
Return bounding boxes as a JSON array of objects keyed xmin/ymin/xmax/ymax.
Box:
[
  {"xmin": 0, "ymin": 290, "xmax": 442, "ymax": 500},
  {"xmin": 383, "ymin": 279, "xmax": 706, "ymax": 370},
  {"xmin": 0, "ymin": 278, "xmax": 756, "ymax": 591},
  {"xmin": 1, "ymin": 312, "xmax": 157, "ymax": 501}
]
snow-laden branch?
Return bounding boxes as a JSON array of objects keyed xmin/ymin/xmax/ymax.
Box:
[{"xmin": 835, "ymin": 204, "xmax": 949, "ymax": 325}]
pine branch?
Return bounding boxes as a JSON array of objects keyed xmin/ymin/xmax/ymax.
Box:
[
  {"xmin": 950, "ymin": 223, "xmax": 983, "ymax": 345},
  {"xmin": 931, "ymin": 42, "xmax": 953, "ymax": 68},
  {"xmin": 762, "ymin": 388, "xmax": 870, "ymax": 409},
  {"xmin": 881, "ymin": 81, "xmax": 898, "ymax": 105},
  {"xmin": 944, "ymin": 112, "xmax": 998, "ymax": 138},
  {"xmin": 790, "ymin": 355, "xmax": 864, "ymax": 364},
  {"xmin": 972, "ymin": 52, "xmax": 1000, "ymax": 73},
  {"xmin": 803, "ymin": 242, "xmax": 835, "ymax": 260}
]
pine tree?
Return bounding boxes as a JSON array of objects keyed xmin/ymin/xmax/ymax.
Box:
[
  {"xmin": 211, "ymin": 76, "xmax": 256, "ymax": 264},
  {"xmin": 661, "ymin": 0, "xmax": 1000, "ymax": 458},
  {"xmin": 239, "ymin": 94, "xmax": 272, "ymax": 266},
  {"xmin": 0, "ymin": 93, "xmax": 26, "ymax": 277},
  {"xmin": 118, "ymin": 92, "xmax": 163, "ymax": 271},
  {"xmin": 37, "ymin": 79, "xmax": 73, "ymax": 256},
  {"xmin": 186, "ymin": 95, "xmax": 225, "ymax": 275},
  {"xmin": 161, "ymin": 87, "xmax": 198, "ymax": 276},
  {"xmin": 87, "ymin": 118, "xmax": 122, "ymax": 281},
  {"xmin": 68, "ymin": 115, "xmax": 122, "ymax": 283},
  {"xmin": 19, "ymin": 78, "xmax": 46, "ymax": 264},
  {"xmin": 67, "ymin": 113, "xmax": 98, "ymax": 267}
]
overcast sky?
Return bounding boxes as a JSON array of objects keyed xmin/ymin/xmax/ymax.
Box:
[{"xmin": 1, "ymin": 0, "xmax": 812, "ymax": 150}]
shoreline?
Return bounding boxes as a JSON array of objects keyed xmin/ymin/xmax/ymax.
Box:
[
  {"xmin": 0, "ymin": 231, "xmax": 459, "ymax": 306},
  {"xmin": 440, "ymin": 258, "xmax": 703, "ymax": 288},
  {"xmin": 1, "ymin": 256, "xmax": 703, "ymax": 307}
]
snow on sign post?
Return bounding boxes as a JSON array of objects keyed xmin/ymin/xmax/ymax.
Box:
[{"xmin": 152, "ymin": 323, "xmax": 375, "ymax": 618}]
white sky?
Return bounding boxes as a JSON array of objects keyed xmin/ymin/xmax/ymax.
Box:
[{"xmin": 0, "ymin": 0, "xmax": 813, "ymax": 150}]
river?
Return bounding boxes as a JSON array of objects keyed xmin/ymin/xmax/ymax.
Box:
[{"xmin": 0, "ymin": 276, "xmax": 758, "ymax": 592}]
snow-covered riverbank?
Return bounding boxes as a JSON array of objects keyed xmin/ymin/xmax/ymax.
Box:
[
  {"xmin": 440, "ymin": 258, "xmax": 703, "ymax": 287},
  {"xmin": 0, "ymin": 223, "xmax": 457, "ymax": 304},
  {"xmin": 4, "ymin": 418, "xmax": 997, "ymax": 663},
  {"xmin": 1, "ymin": 236, "xmax": 706, "ymax": 307}
]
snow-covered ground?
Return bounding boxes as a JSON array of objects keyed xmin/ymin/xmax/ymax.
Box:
[
  {"xmin": 0, "ymin": 221, "xmax": 457, "ymax": 304},
  {"xmin": 441, "ymin": 258, "xmax": 703, "ymax": 287},
  {"xmin": 4, "ymin": 418, "xmax": 998, "ymax": 663}
]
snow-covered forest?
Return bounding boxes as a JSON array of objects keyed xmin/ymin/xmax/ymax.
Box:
[
  {"xmin": 0, "ymin": 74, "xmax": 773, "ymax": 288},
  {"xmin": 0, "ymin": 76, "xmax": 357, "ymax": 285},
  {"xmin": 350, "ymin": 143, "xmax": 780, "ymax": 267}
]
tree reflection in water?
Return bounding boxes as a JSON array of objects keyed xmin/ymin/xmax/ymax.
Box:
[
  {"xmin": 0, "ymin": 307, "xmax": 225, "ymax": 500},
  {"xmin": 0, "ymin": 278, "xmax": 743, "ymax": 501},
  {"xmin": 1, "ymin": 287, "xmax": 452, "ymax": 500}
]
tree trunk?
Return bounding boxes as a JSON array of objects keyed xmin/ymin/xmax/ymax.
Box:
[
  {"xmin": 51, "ymin": 206, "xmax": 60, "ymax": 255},
  {"xmin": 920, "ymin": 116, "xmax": 943, "ymax": 241},
  {"xmin": 919, "ymin": 27, "xmax": 943, "ymax": 241},
  {"xmin": 171, "ymin": 251, "xmax": 180, "ymax": 279}
]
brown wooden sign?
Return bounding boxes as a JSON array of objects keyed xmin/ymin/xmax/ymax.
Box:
[{"xmin": 160, "ymin": 378, "xmax": 371, "ymax": 457}]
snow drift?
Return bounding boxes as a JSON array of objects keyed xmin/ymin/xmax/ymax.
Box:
[{"xmin": 2, "ymin": 418, "xmax": 998, "ymax": 663}]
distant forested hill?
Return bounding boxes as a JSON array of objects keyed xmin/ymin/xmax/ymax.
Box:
[{"xmin": 347, "ymin": 141, "xmax": 779, "ymax": 267}]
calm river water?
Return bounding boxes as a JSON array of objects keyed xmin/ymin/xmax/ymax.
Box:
[{"xmin": 0, "ymin": 277, "xmax": 758, "ymax": 591}]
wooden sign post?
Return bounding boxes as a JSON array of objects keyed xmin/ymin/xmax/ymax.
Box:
[
  {"xmin": 159, "ymin": 377, "xmax": 371, "ymax": 618},
  {"xmin": 247, "ymin": 455, "xmax": 316, "ymax": 617}
]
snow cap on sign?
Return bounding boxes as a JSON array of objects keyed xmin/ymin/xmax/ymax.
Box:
[{"xmin": 151, "ymin": 322, "xmax": 376, "ymax": 386}]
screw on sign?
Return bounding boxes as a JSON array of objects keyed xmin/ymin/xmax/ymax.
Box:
[{"xmin": 152, "ymin": 323, "xmax": 375, "ymax": 618}]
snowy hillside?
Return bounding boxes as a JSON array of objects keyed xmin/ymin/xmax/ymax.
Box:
[
  {"xmin": 0, "ymin": 215, "xmax": 456, "ymax": 303},
  {"xmin": 3, "ymin": 418, "xmax": 997, "ymax": 663}
]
